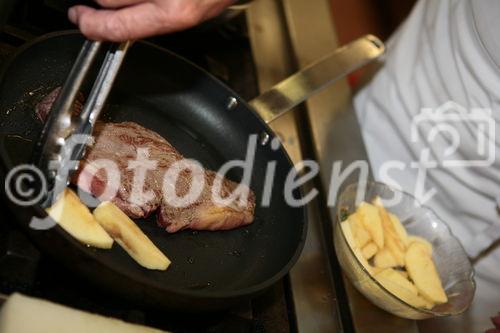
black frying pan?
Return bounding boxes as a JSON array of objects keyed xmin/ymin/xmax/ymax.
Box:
[{"xmin": 0, "ymin": 31, "xmax": 383, "ymax": 311}]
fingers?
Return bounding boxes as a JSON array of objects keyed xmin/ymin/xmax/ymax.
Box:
[
  {"xmin": 68, "ymin": 0, "xmax": 236, "ymax": 41},
  {"xmin": 93, "ymin": 0, "xmax": 145, "ymax": 9},
  {"xmin": 69, "ymin": 3, "xmax": 171, "ymax": 42}
]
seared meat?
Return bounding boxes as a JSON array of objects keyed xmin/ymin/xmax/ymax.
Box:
[
  {"xmin": 74, "ymin": 122, "xmax": 255, "ymax": 232},
  {"xmin": 36, "ymin": 88, "xmax": 255, "ymax": 232},
  {"xmin": 157, "ymin": 170, "xmax": 255, "ymax": 232},
  {"xmin": 75, "ymin": 122, "xmax": 169, "ymax": 219},
  {"xmin": 35, "ymin": 87, "xmax": 84, "ymax": 122}
]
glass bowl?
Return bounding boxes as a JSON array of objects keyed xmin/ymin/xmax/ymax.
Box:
[{"xmin": 333, "ymin": 181, "xmax": 475, "ymax": 320}]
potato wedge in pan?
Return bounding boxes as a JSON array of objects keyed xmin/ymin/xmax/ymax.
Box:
[{"xmin": 46, "ymin": 189, "xmax": 171, "ymax": 271}]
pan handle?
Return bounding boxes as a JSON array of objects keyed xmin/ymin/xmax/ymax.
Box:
[{"xmin": 249, "ymin": 35, "xmax": 384, "ymax": 124}]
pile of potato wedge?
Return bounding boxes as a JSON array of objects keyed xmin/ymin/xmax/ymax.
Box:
[
  {"xmin": 340, "ymin": 197, "xmax": 447, "ymax": 310},
  {"xmin": 46, "ymin": 189, "xmax": 170, "ymax": 271}
]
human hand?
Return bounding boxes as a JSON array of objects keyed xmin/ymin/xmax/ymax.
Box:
[{"xmin": 68, "ymin": 0, "xmax": 235, "ymax": 42}]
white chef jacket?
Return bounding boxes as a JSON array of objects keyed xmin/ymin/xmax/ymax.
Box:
[{"xmin": 354, "ymin": 0, "xmax": 500, "ymax": 331}]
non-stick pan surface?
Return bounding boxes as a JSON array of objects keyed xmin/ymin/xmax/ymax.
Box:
[{"xmin": 0, "ymin": 32, "xmax": 307, "ymax": 311}]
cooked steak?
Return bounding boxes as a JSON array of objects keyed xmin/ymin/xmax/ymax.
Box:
[
  {"xmin": 74, "ymin": 122, "xmax": 255, "ymax": 232},
  {"xmin": 35, "ymin": 87, "xmax": 84, "ymax": 122},
  {"xmin": 157, "ymin": 170, "xmax": 255, "ymax": 232},
  {"xmin": 74, "ymin": 122, "xmax": 171, "ymax": 219},
  {"xmin": 36, "ymin": 88, "xmax": 255, "ymax": 232}
]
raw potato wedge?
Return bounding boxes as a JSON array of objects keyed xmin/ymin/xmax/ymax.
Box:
[
  {"xmin": 362, "ymin": 242, "xmax": 378, "ymax": 260},
  {"xmin": 384, "ymin": 235, "xmax": 406, "ymax": 267},
  {"xmin": 405, "ymin": 243, "xmax": 447, "ymax": 304},
  {"xmin": 46, "ymin": 189, "xmax": 113, "ymax": 249},
  {"xmin": 416, "ymin": 295, "xmax": 434, "ymax": 310},
  {"xmin": 375, "ymin": 268, "xmax": 433, "ymax": 309},
  {"xmin": 375, "ymin": 268, "xmax": 418, "ymax": 295},
  {"xmin": 389, "ymin": 213, "xmax": 408, "ymax": 245},
  {"xmin": 348, "ymin": 213, "xmax": 371, "ymax": 248},
  {"xmin": 374, "ymin": 248, "xmax": 399, "ymax": 269},
  {"xmin": 358, "ymin": 202, "xmax": 384, "ymax": 248},
  {"xmin": 374, "ymin": 199, "xmax": 406, "ymax": 266},
  {"xmin": 373, "ymin": 197, "xmax": 401, "ymax": 246},
  {"xmin": 341, "ymin": 222, "xmax": 372, "ymax": 274},
  {"xmin": 407, "ymin": 236, "xmax": 433, "ymax": 256},
  {"xmin": 93, "ymin": 201, "xmax": 171, "ymax": 271},
  {"xmin": 371, "ymin": 197, "xmax": 409, "ymax": 246}
]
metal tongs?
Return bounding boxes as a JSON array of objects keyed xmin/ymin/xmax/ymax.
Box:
[{"xmin": 32, "ymin": 40, "xmax": 130, "ymax": 201}]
